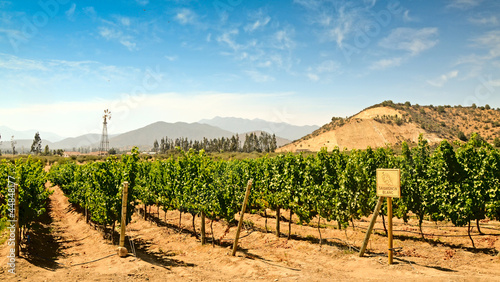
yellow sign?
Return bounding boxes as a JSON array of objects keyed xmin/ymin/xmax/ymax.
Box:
[{"xmin": 376, "ymin": 169, "xmax": 401, "ymax": 198}]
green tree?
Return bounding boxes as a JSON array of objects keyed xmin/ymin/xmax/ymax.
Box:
[
  {"xmin": 44, "ymin": 145, "xmax": 51, "ymax": 156},
  {"xmin": 30, "ymin": 132, "xmax": 42, "ymax": 155}
]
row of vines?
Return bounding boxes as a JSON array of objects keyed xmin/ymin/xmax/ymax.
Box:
[
  {"xmin": 46, "ymin": 134, "xmax": 500, "ymax": 247},
  {"xmin": 0, "ymin": 157, "xmax": 51, "ymax": 239}
]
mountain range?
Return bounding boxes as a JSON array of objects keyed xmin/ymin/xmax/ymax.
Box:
[{"xmin": 0, "ymin": 117, "xmax": 318, "ymax": 152}]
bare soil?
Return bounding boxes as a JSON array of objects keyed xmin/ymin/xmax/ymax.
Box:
[{"xmin": 1, "ymin": 185, "xmax": 500, "ymax": 281}]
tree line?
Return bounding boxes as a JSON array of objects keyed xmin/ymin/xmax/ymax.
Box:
[{"xmin": 152, "ymin": 132, "xmax": 278, "ymax": 153}]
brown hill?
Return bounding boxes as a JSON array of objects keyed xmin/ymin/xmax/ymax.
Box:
[{"xmin": 277, "ymin": 101, "xmax": 500, "ymax": 152}]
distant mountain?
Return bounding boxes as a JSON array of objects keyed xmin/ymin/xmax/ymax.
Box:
[
  {"xmin": 0, "ymin": 126, "xmax": 65, "ymax": 142},
  {"xmin": 53, "ymin": 134, "xmax": 103, "ymax": 150},
  {"xmin": 1, "ymin": 121, "xmax": 293, "ymax": 152},
  {"xmin": 108, "ymin": 121, "xmax": 236, "ymax": 150},
  {"xmin": 198, "ymin": 117, "xmax": 319, "ymax": 141}
]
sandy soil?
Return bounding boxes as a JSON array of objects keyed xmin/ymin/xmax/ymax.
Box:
[{"xmin": 1, "ymin": 185, "xmax": 500, "ymax": 281}]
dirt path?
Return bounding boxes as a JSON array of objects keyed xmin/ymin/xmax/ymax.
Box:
[{"xmin": 2, "ymin": 185, "xmax": 500, "ymax": 281}]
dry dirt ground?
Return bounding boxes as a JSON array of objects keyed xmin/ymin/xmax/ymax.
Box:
[{"xmin": 1, "ymin": 184, "xmax": 500, "ymax": 281}]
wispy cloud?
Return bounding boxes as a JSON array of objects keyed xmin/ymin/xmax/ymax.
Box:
[
  {"xmin": 470, "ymin": 30, "xmax": 500, "ymax": 59},
  {"xmin": 294, "ymin": 0, "xmax": 378, "ymax": 48},
  {"xmin": 369, "ymin": 57, "xmax": 404, "ymax": 70},
  {"xmin": 175, "ymin": 8, "xmax": 197, "ymax": 25},
  {"xmin": 379, "ymin": 27, "xmax": 439, "ymax": 56},
  {"xmin": 0, "ymin": 53, "xmax": 142, "ymax": 101},
  {"xmin": 217, "ymin": 29, "xmax": 241, "ymax": 51},
  {"xmin": 245, "ymin": 70, "xmax": 275, "ymax": 82},
  {"xmin": 0, "ymin": 53, "xmax": 48, "ymax": 71},
  {"xmin": 165, "ymin": 55, "xmax": 178, "ymax": 61},
  {"xmin": 136, "ymin": 0, "xmax": 149, "ymax": 5},
  {"xmin": 306, "ymin": 60, "xmax": 341, "ymax": 81},
  {"xmin": 427, "ymin": 70, "xmax": 459, "ymax": 87},
  {"xmin": 273, "ymin": 27, "xmax": 296, "ymax": 50},
  {"xmin": 468, "ymin": 15, "xmax": 498, "ymax": 25},
  {"xmin": 447, "ymin": 0, "xmax": 482, "ymax": 10},
  {"xmin": 244, "ymin": 10, "xmax": 271, "ymax": 32},
  {"xmin": 66, "ymin": 3, "xmax": 76, "ymax": 21},
  {"xmin": 98, "ymin": 26, "xmax": 137, "ymax": 51}
]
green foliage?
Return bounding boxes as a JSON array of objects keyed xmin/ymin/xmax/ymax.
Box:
[
  {"xmin": 0, "ymin": 157, "xmax": 51, "ymax": 232},
  {"xmin": 47, "ymin": 139, "xmax": 500, "ymax": 234}
]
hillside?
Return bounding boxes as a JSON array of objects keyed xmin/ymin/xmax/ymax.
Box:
[{"xmin": 278, "ymin": 101, "xmax": 500, "ymax": 152}]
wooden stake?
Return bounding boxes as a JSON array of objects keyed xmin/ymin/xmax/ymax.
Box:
[
  {"xmin": 201, "ymin": 211, "xmax": 206, "ymax": 245},
  {"xmin": 275, "ymin": 207, "xmax": 281, "ymax": 237},
  {"xmin": 118, "ymin": 182, "xmax": 129, "ymax": 257},
  {"xmin": 388, "ymin": 197, "xmax": 393, "ymax": 265},
  {"xmin": 14, "ymin": 184, "xmax": 20, "ymax": 257},
  {"xmin": 231, "ymin": 179, "xmax": 253, "ymax": 256},
  {"xmin": 359, "ymin": 196, "xmax": 384, "ymax": 257}
]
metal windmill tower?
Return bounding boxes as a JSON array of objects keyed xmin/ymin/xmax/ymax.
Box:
[{"xmin": 99, "ymin": 109, "xmax": 111, "ymax": 155}]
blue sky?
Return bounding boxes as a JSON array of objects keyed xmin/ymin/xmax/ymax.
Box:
[{"xmin": 1, "ymin": 0, "xmax": 500, "ymax": 138}]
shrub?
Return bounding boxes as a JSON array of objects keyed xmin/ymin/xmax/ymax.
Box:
[
  {"xmin": 458, "ymin": 131, "xmax": 467, "ymax": 141},
  {"xmin": 485, "ymin": 104, "xmax": 491, "ymax": 110},
  {"xmin": 494, "ymin": 137, "xmax": 500, "ymax": 148}
]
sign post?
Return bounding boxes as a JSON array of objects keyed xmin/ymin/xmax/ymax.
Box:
[{"xmin": 376, "ymin": 169, "xmax": 400, "ymax": 265}]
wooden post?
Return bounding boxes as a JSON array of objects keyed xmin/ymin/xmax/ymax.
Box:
[
  {"xmin": 201, "ymin": 211, "xmax": 206, "ymax": 245},
  {"xmin": 388, "ymin": 197, "xmax": 393, "ymax": 265},
  {"xmin": 14, "ymin": 184, "xmax": 20, "ymax": 257},
  {"xmin": 231, "ymin": 179, "xmax": 253, "ymax": 256},
  {"xmin": 275, "ymin": 207, "xmax": 280, "ymax": 237},
  {"xmin": 118, "ymin": 182, "xmax": 129, "ymax": 257},
  {"xmin": 359, "ymin": 196, "xmax": 384, "ymax": 257}
]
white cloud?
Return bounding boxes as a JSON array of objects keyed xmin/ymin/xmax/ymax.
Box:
[
  {"xmin": 245, "ymin": 70, "xmax": 275, "ymax": 82},
  {"xmin": 468, "ymin": 15, "xmax": 498, "ymax": 25},
  {"xmin": 306, "ymin": 60, "xmax": 341, "ymax": 81},
  {"xmin": 83, "ymin": 6, "xmax": 96, "ymax": 19},
  {"xmin": 471, "ymin": 30, "xmax": 500, "ymax": 57},
  {"xmin": 369, "ymin": 57, "xmax": 403, "ymax": 70},
  {"xmin": 98, "ymin": 26, "xmax": 137, "ymax": 51},
  {"xmin": 136, "ymin": 0, "xmax": 149, "ymax": 5},
  {"xmin": 119, "ymin": 16, "xmax": 131, "ymax": 27},
  {"xmin": 447, "ymin": 0, "xmax": 482, "ymax": 10},
  {"xmin": 379, "ymin": 27, "xmax": 439, "ymax": 56},
  {"xmin": 176, "ymin": 9, "xmax": 196, "ymax": 25},
  {"xmin": 307, "ymin": 73, "xmax": 320, "ymax": 81},
  {"xmin": 0, "ymin": 53, "xmax": 48, "ymax": 71},
  {"xmin": 293, "ymin": 0, "xmax": 322, "ymax": 10},
  {"xmin": 165, "ymin": 55, "xmax": 178, "ymax": 61},
  {"xmin": 217, "ymin": 29, "xmax": 241, "ymax": 51},
  {"xmin": 65, "ymin": 3, "xmax": 76, "ymax": 20},
  {"xmin": 273, "ymin": 27, "xmax": 296, "ymax": 50},
  {"xmin": 427, "ymin": 70, "xmax": 459, "ymax": 87},
  {"xmin": 244, "ymin": 16, "xmax": 271, "ymax": 32}
]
